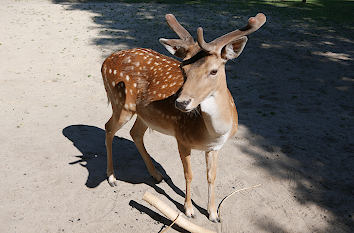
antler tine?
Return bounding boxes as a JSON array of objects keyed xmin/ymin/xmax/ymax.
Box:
[
  {"xmin": 197, "ymin": 27, "xmax": 215, "ymax": 52},
  {"xmin": 210, "ymin": 13, "xmax": 266, "ymax": 53},
  {"xmin": 165, "ymin": 14, "xmax": 194, "ymax": 43}
]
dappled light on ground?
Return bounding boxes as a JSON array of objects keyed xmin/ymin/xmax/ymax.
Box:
[
  {"xmin": 1, "ymin": 0, "xmax": 352, "ymax": 232},
  {"xmin": 53, "ymin": 1, "xmax": 353, "ymax": 232}
]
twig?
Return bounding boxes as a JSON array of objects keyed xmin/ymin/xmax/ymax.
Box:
[
  {"xmin": 161, "ymin": 213, "xmax": 181, "ymax": 233},
  {"xmin": 217, "ymin": 184, "xmax": 262, "ymax": 221}
]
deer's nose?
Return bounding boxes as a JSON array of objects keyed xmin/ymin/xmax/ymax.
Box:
[{"xmin": 175, "ymin": 99, "xmax": 191, "ymax": 111}]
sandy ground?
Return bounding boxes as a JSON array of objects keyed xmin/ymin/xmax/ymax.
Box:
[{"xmin": 1, "ymin": 1, "xmax": 353, "ymax": 232}]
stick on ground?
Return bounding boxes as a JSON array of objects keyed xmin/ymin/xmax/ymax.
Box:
[{"xmin": 143, "ymin": 191, "xmax": 216, "ymax": 233}]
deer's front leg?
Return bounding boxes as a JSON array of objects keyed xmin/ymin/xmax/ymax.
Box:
[
  {"xmin": 177, "ymin": 142, "xmax": 194, "ymax": 218},
  {"xmin": 205, "ymin": 150, "xmax": 219, "ymax": 222}
]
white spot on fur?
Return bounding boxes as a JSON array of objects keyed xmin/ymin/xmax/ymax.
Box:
[
  {"xmin": 109, "ymin": 69, "xmax": 112, "ymax": 74},
  {"xmin": 112, "ymin": 81, "xmax": 115, "ymax": 87},
  {"xmin": 113, "ymin": 70, "xmax": 117, "ymax": 75},
  {"xmin": 133, "ymin": 83, "xmax": 137, "ymax": 88},
  {"xmin": 126, "ymin": 75, "xmax": 130, "ymax": 81}
]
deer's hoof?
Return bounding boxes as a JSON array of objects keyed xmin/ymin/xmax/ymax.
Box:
[
  {"xmin": 208, "ymin": 212, "xmax": 220, "ymax": 223},
  {"xmin": 108, "ymin": 174, "xmax": 118, "ymax": 187},
  {"xmin": 185, "ymin": 206, "xmax": 195, "ymax": 218}
]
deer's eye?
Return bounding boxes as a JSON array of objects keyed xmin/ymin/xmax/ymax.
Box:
[{"xmin": 210, "ymin": 70, "xmax": 218, "ymax": 76}]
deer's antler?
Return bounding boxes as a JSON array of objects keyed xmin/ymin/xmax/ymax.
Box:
[
  {"xmin": 197, "ymin": 13, "xmax": 266, "ymax": 53},
  {"xmin": 165, "ymin": 14, "xmax": 194, "ymax": 44}
]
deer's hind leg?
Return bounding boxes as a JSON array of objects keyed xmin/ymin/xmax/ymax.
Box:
[
  {"xmin": 130, "ymin": 116, "xmax": 163, "ymax": 182},
  {"xmin": 105, "ymin": 83, "xmax": 134, "ymax": 187},
  {"xmin": 105, "ymin": 108, "xmax": 133, "ymax": 186}
]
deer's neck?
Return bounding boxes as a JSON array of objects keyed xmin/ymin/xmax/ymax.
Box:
[{"xmin": 200, "ymin": 85, "xmax": 233, "ymax": 137}]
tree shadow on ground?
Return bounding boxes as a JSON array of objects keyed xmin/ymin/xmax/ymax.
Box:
[{"xmin": 57, "ymin": 1, "xmax": 354, "ymax": 232}]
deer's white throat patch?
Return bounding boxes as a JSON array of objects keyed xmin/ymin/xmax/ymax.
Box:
[{"xmin": 200, "ymin": 94, "xmax": 231, "ymax": 137}]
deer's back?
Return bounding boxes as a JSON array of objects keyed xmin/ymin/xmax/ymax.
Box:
[{"xmin": 101, "ymin": 48, "xmax": 184, "ymax": 111}]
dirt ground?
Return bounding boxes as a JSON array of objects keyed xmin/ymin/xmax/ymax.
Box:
[{"xmin": 1, "ymin": 1, "xmax": 353, "ymax": 232}]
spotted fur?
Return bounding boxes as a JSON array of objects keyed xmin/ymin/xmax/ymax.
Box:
[{"xmin": 101, "ymin": 48, "xmax": 184, "ymax": 110}]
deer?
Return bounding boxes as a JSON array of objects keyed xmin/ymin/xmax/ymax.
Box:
[{"xmin": 101, "ymin": 13, "xmax": 266, "ymax": 222}]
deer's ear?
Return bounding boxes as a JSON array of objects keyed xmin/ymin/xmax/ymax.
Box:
[
  {"xmin": 221, "ymin": 36, "xmax": 248, "ymax": 60},
  {"xmin": 159, "ymin": 38, "xmax": 189, "ymax": 59}
]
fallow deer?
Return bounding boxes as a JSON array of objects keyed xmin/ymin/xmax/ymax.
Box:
[{"xmin": 101, "ymin": 13, "xmax": 266, "ymax": 222}]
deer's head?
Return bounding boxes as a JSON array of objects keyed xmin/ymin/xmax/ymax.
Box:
[{"xmin": 160, "ymin": 13, "xmax": 266, "ymax": 112}]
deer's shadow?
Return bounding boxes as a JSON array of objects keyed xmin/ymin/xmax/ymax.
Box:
[
  {"xmin": 62, "ymin": 124, "xmax": 208, "ymax": 217},
  {"xmin": 63, "ymin": 124, "xmax": 162, "ymax": 187}
]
